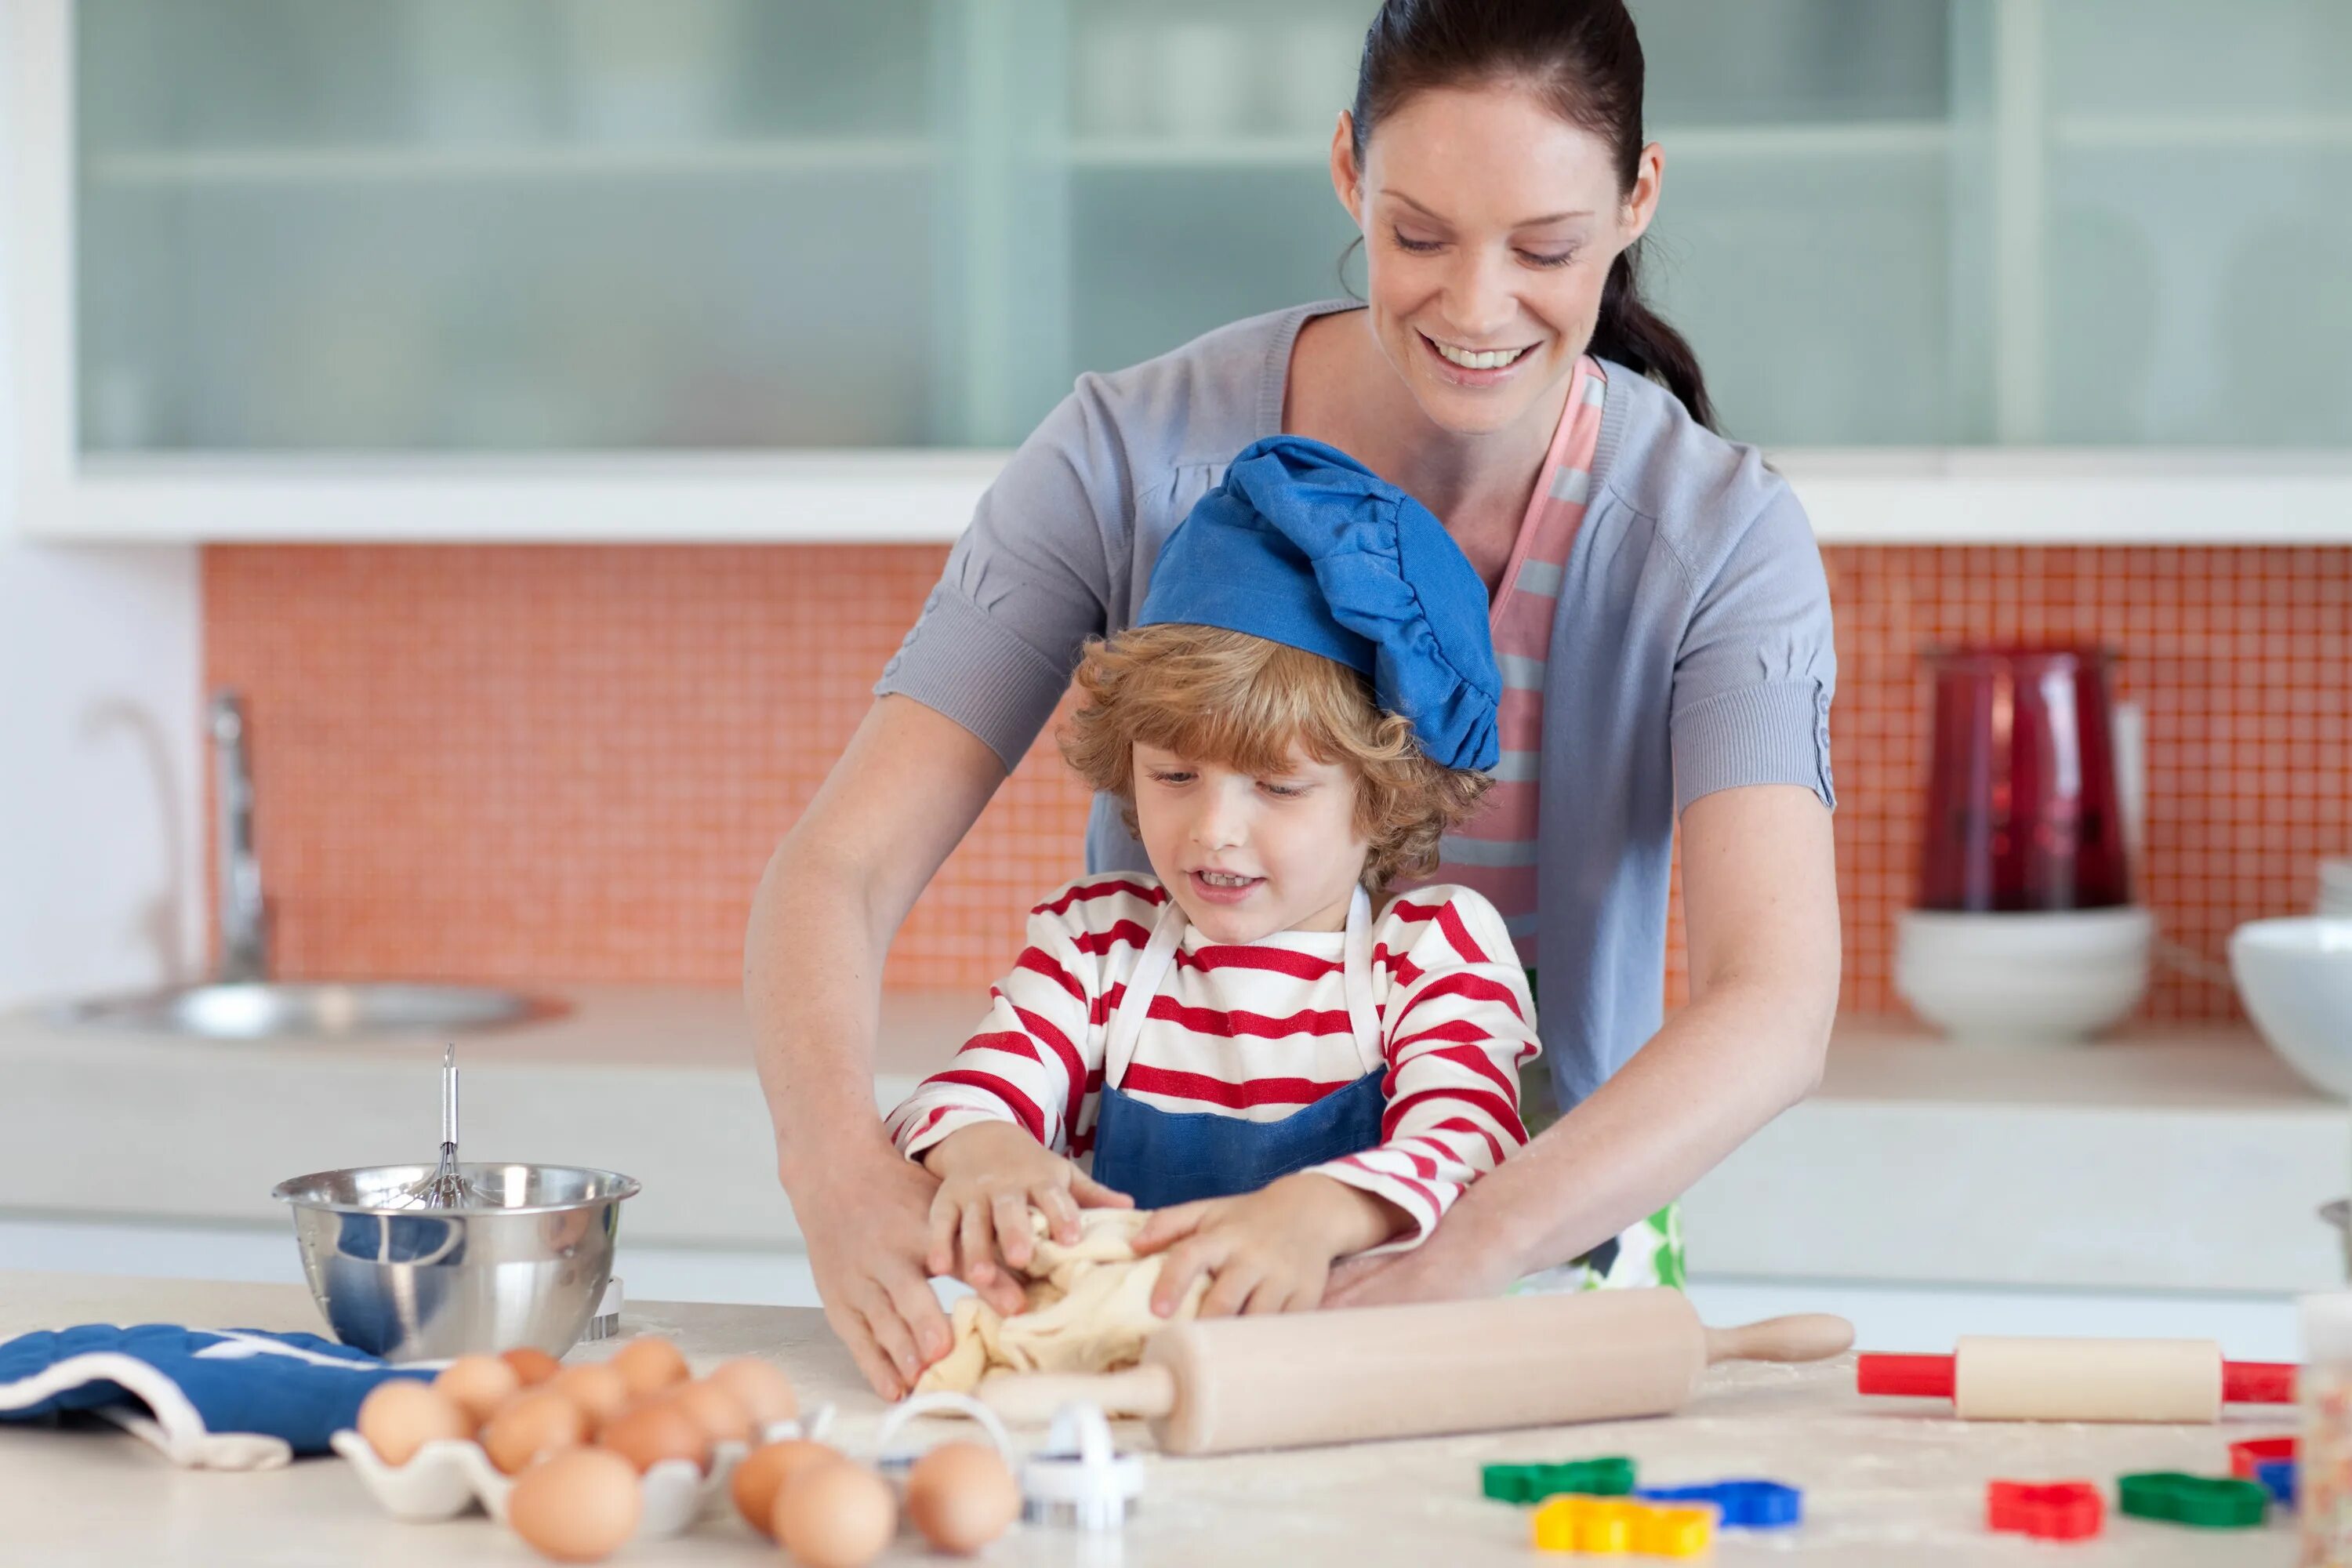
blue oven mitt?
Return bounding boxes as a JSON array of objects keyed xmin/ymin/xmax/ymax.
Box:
[{"xmin": 0, "ymin": 1323, "xmax": 431, "ymax": 1469}]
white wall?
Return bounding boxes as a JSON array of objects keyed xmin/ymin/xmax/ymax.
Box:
[{"xmin": 0, "ymin": 31, "xmax": 204, "ymax": 1008}]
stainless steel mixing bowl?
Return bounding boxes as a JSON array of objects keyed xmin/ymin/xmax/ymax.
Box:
[{"xmin": 270, "ymin": 1163, "xmax": 639, "ymax": 1362}]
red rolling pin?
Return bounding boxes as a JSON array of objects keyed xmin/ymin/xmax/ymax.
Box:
[{"xmin": 1860, "ymin": 1337, "xmax": 2298, "ymax": 1422}]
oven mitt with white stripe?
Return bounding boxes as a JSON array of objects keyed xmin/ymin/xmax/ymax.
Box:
[{"xmin": 0, "ymin": 1323, "xmax": 429, "ymax": 1469}]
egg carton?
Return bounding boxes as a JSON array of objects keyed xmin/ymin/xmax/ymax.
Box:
[{"xmin": 329, "ymin": 1408, "xmax": 833, "ymax": 1540}]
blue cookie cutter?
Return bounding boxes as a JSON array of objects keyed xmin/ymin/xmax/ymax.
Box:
[
  {"xmin": 2256, "ymin": 1458, "xmax": 2297, "ymax": 1508},
  {"xmin": 1635, "ymin": 1479, "xmax": 1802, "ymax": 1529}
]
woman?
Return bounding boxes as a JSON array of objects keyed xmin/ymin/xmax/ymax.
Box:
[{"xmin": 747, "ymin": 0, "xmax": 1839, "ymax": 1401}]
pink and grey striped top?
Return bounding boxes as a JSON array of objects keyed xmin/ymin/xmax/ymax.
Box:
[{"xmin": 1422, "ymin": 358, "xmax": 1610, "ymax": 964}]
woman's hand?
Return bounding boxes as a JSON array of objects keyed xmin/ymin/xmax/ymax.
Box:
[
  {"xmin": 1320, "ymin": 1215, "xmax": 1519, "ymax": 1307},
  {"xmin": 793, "ymin": 1138, "xmax": 989, "ymax": 1402},
  {"xmin": 922, "ymin": 1122, "xmax": 1133, "ymax": 1287},
  {"xmin": 1131, "ymin": 1174, "xmax": 1403, "ymax": 1317}
]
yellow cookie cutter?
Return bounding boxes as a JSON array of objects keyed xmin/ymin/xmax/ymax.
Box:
[{"xmin": 1530, "ymin": 1494, "xmax": 1716, "ymax": 1558}]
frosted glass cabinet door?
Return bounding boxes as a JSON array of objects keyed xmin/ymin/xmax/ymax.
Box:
[
  {"xmin": 64, "ymin": 0, "xmax": 2352, "ymax": 460},
  {"xmin": 74, "ymin": 0, "xmax": 958, "ymax": 452},
  {"xmin": 2040, "ymin": 0, "xmax": 2352, "ymax": 445}
]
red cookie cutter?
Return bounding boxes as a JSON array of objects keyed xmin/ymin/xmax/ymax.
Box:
[
  {"xmin": 2227, "ymin": 1436, "xmax": 2296, "ymax": 1480},
  {"xmin": 1987, "ymin": 1479, "xmax": 2104, "ymax": 1541}
]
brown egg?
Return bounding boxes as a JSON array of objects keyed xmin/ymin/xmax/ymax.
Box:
[
  {"xmin": 608, "ymin": 1335, "xmax": 689, "ymax": 1399},
  {"xmin": 501, "ymin": 1345, "xmax": 563, "ymax": 1387},
  {"xmin": 774, "ymin": 1459, "xmax": 898, "ymax": 1568},
  {"xmin": 906, "ymin": 1441, "xmax": 1020, "ymax": 1555},
  {"xmin": 433, "ymin": 1354, "xmax": 522, "ymax": 1427},
  {"xmin": 597, "ymin": 1399, "xmax": 711, "ymax": 1475},
  {"xmin": 481, "ymin": 1388, "xmax": 590, "ymax": 1475},
  {"xmin": 665, "ymin": 1379, "xmax": 753, "ymax": 1446},
  {"xmin": 356, "ymin": 1378, "xmax": 473, "ymax": 1466},
  {"xmin": 546, "ymin": 1362, "xmax": 631, "ymax": 1429},
  {"xmin": 507, "ymin": 1446, "xmax": 643, "ymax": 1564},
  {"xmin": 705, "ymin": 1356, "xmax": 798, "ymax": 1428},
  {"xmin": 730, "ymin": 1438, "xmax": 839, "ymax": 1538}
]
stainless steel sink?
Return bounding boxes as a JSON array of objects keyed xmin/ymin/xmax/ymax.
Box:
[
  {"xmin": 52, "ymin": 691, "xmax": 565, "ymax": 1042},
  {"xmin": 53, "ymin": 982, "xmax": 564, "ymax": 1040}
]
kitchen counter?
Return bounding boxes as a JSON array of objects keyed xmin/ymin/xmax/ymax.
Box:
[
  {"xmin": 0, "ymin": 1269, "xmax": 2303, "ymax": 1565},
  {"xmin": 3, "ymin": 989, "xmax": 2341, "ymax": 1298}
]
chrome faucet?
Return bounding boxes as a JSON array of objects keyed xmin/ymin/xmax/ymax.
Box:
[{"xmin": 209, "ymin": 690, "xmax": 267, "ymax": 982}]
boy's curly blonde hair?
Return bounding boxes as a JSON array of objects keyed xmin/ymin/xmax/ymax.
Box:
[{"xmin": 1059, "ymin": 623, "xmax": 1491, "ymax": 894}]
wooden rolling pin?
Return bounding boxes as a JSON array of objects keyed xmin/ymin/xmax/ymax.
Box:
[
  {"xmin": 974, "ymin": 1287, "xmax": 1853, "ymax": 1455},
  {"xmin": 1858, "ymin": 1338, "xmax": 2299, "ymax": 1422}
]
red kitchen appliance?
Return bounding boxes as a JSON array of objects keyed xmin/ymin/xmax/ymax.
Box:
[{"xmin": 1918, "ymin": 646, "xmax": 2130, "ymax": 913}]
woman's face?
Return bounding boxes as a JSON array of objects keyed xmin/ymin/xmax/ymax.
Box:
[{"xmin": 1332, "ymin": 80, "xmax": 1663, "ymax": 439}]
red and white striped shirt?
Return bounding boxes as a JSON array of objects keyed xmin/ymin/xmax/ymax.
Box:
[{"xmin": 884, "ymin": 875, "xmax": 1540, "ymax": 1251}]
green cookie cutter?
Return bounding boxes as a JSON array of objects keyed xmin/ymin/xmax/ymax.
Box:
[
  {"xmin": 1483, "ymin": 1456, "xmax": 1638, "ymax": 1505},
  {"xmin": 2116, "ymin": 1472, "xmax": 2269, "ymax": 1529}
]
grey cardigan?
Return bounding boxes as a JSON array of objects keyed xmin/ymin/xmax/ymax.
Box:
[{"xmin": 878, "ymin": 300, "xmax": 1836, "ymax": 1110}]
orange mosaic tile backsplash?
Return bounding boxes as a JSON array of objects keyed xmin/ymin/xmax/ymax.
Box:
[{"xmin": 203, "ymin": 543, "xmax": 2352, "ymax": 1021}]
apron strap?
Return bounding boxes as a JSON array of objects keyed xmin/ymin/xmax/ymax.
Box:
[
  {"xmin": 1341, "ymin": 885, "xmax": 1385, "ymax": 1077},
  {"xmin": 1102, "ymin": 895, "xmax": 1187, "ymax": 1091},
  {"xmin": 1104, "ymin": 885, "xmax": 1387, "ymax": 1090}
]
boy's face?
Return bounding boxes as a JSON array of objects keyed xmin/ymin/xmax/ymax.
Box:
[{"xmin": 1131, "ymin": 742, "xmax": 1371, "ymax": 943}]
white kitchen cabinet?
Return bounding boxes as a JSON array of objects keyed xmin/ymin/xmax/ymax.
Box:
[{"xmin": 8, "ymin": 0, "xmax": 2352, "ymax": 543}]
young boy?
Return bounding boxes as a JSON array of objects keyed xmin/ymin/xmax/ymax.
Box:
[{"xmin": 885, "ymin": 435, "xmax": 1539, "ymax": 1319}]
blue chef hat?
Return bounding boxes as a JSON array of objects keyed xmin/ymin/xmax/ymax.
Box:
[{"xmin": 1136, "ymin": 436, "xmax": 1501, "ymax": 772}]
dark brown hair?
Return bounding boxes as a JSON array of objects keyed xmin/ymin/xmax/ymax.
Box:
[
  {"xmin": 1060, "ymin": 624, "xmax": 1490, "ymax": 894},
  {"xmin": 1345, "ymin": 0, "xmax": 1718, "ymax": 430}
]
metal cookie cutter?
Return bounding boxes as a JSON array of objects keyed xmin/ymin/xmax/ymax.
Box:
[
  {"xmin": 1022, "ymin": 1402, "xmax": 1145, "ymax": 1530},
  {"xmin": 871, "ymin": 1390, "xmax": 1019, "ymax": 1484}
]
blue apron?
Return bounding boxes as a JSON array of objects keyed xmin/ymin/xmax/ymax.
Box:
[{"xmin": 1088, "ymin": 887, "xmax": 1388, "ymax": 1211}]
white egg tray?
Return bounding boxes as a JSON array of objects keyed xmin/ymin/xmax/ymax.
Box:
[{"xmin": 329, "ymin": 1410, "xmax": 830, "ymax": 1541}]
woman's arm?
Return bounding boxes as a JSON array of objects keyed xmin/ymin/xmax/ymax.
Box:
[
  {"xmin": 1322, "ymin": 782, "xmax": 1838, "ymax": 1304},
  {"xmin": 746, "ymin": 694, "xmax": 1028, "ymax": 1397}
]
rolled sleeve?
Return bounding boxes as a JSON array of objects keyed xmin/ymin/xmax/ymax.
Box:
[
  {"xmin": 879, "ymin": 583, "xmax": 1080, "ymax": 772},
  {"xmin": 1668, "ymin": 482, "xmax": 1838, "ymax": 817},
  {"xmin": 875, "ymin": 379, "xmax": 1131, "ymax": 771}
]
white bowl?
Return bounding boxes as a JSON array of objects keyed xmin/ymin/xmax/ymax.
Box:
[
  {"xmin": 2230, "ymin": 917, "xmax": 2352, "ymax": 1098},
  {"xmin": 1896, "ymin": 907, "xmax": 2154, "ymax": 1044}
]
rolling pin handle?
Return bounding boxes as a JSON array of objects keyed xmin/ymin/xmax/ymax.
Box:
[
  {"xmin": 1855, "ymin": 1352, "xmax": 1958, "ymax": 1399},
  {"xmin": 1704, "ymin": 1313, "xmax": 1857, "ymax": 1366},
  {"xmin": 2223, "ymin": 1362, "xmax": 2298, "ymax": 1405}
]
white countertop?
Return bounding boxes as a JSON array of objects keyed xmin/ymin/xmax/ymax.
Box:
[
  {"xmin": 3, "ymin": 988, "xmax": 2343, "ymax": 1293},
  {"xmin": 0, "ymin": 1270, "xmax": 2300, "ymax": 1566}
]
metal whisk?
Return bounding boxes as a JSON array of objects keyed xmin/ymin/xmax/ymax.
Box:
[{"xmin": 390, "ymin": 1044, "xmax": 488, "ymax": 1209}]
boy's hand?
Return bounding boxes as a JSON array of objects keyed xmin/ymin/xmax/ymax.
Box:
[
  {"xmin": 1131, "ymin": 1173, "xmax": 1406, "ymax": 1318},
  {"xmin": 920, "ymin": 1121, "xmax": 1133, "ymax": 1288}
]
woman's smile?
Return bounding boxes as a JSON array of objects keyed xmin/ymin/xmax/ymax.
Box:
[{"xmin": 1420, "ymin": 330, "xmax": 1540, "ymax": 386}]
